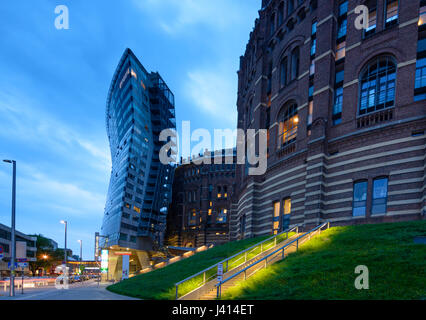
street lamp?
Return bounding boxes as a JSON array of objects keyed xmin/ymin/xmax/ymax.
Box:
[
  {"xmin": 3, "ymin": 159, "xmax": 16, "ymax": 297},
  {"xmin": 60, "ymin": 220, "xmax": 67, "ymax": 266},
  {"xmin": 78, "ymin": 240, "xmax": 82, "ymax": 274}
]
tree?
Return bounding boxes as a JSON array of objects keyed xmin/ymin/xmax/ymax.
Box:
[{"xmin": 28, "ymin": 234, "xmax": 56, "ymax": 276}]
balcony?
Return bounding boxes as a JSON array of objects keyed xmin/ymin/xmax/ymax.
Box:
[{"xmin": 357, "ymin": 108, "xmax": 393, "ymax": 129}]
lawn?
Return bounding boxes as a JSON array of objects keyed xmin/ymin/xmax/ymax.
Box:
[
  {"xmin": 222, "ymin": 220, "xmax": 426, "ymax": 300},
  {"xmin": 107, "ymin": 234, "xmax": 272, "ymax": 299}
]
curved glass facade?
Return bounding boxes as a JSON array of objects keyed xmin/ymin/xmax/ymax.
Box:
[{"xmin": 101, "ymin": 48, "xmax": 176, "ymax": 250}]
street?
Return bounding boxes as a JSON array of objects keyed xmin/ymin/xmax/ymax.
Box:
[{"xmin": 0, "ymin": 279, "xmax": 139, "ymax": 300}]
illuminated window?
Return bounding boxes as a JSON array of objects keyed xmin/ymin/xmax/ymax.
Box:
[
  {"xmin": 307, "ymin": 101, "xmax": 313, "ymax": 135},
  {"xmin": 217, "ymin": 186, "xmax": 222, "ymax": 198},
  {"xmin": 372, "ymin": 178, "xmax": 388, "ymax": 214},
  {"xmin": 217, "ymin": 209, "xmax": 227, "ymax": 223},
  {"xmin": 131, "ymin": 69, "xmax": 137, "ymax": 79},
  {"xmin": 273, "ymin": 201, "xmax": 280, "ymax": 234},
  {"xmin": 125, "ymin": 203, "xmax": 130, "ymax": 209},
  {"xmin": 336, "ymin": 41, "xmax": 346, "ymax": 61},
  {"xmin": 353, "ymin": 181, "xmax": 367, "ymax": 216},
  {"xmin": 385, "ymin": 0, "xmax": 398, "ymax": 27},
  {"xmin": 278, "ymin": 102, "xmax": 298, "ymax": 148},
  {"xmin": 208, "ymin": 209, "xmax": 212, "ymax": 215},
  {"xmin": 359, "ymin": 56, "xmax": 396, "ymax": 115},
  {"xmin": 364, "ymin": 1, "xmax": 377, "ymax": 37},
  {"xmin": 133, "ymin": 206, "xmax": 141, "ymax": 214},
  {"xmin": 419, "ymin": 5, "xmax": 426, "ymax": 26}
]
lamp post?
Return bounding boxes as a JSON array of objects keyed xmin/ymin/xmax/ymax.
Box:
[
  {"xmin": 78, "ymin": 240, "xmax": 82, "ymax": 274},
  {"xmin": 3, "ymin": 160, "xmax": 16, "ymax": 297},
  {"xmin": 60, "ymin": 220, "xmax": 67, "ymax": 266}
]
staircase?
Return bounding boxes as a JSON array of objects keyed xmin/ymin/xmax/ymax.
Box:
[
  {"xmin": 213, "ymin": 222, "xmax": 330, "ymax": 300},
  {"xmin": 197, "ymin": 232, "xmax": 300, "ymax": 300},
  {"xmin": 175, "ymin": 225, "xmax": 301, "ymax": 300}
]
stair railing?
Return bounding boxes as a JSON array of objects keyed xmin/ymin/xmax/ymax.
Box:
[
  {"xmin": 215, "ymin": 221, "xmax": 330, "ymax": 299},
  {"xmin": 174, "ymin": 225, "xmax": 300, "ymax": 300}
]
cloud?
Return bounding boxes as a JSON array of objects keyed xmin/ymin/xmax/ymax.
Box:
[
  {"xmin": 132, "ymin": 0, "xmax": 250, "ymax": 34},
  {"xmin": 184, "ymin": 68, "xmax": 238, "ymax": 125},
  {"xmin": 0, "ymin": 90, "xmax": 111, "ymax": 174}
]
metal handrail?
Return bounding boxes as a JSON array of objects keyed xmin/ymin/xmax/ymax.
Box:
[
  {"xmin": 174, "ymin": 225, "xmax": 300, "ymax": 299},
  {"xmin": 215, "ymin": 222, "xmax": 330, "ymax": 299}
]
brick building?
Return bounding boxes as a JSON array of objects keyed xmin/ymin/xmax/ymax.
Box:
[
  {"xmin": 231, "ymin": 0, "xmax": 426, "ymax": 240},
  {"xmin": 166, "ymin": 149, "xmax": 237, "ymax": 247}
]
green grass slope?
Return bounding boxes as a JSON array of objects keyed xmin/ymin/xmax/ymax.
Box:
[
  {"xmin": 107, "ymin": 235, "xmax": 271, "ymax": 299},
  {"xmin": 222, "ymin": 220, "xmax": 426, "ymax": 300}
]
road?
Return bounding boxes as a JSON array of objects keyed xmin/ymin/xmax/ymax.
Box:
[{"xmin": 0, "ymin": 279, "xmax": 139, "ymax": 300}]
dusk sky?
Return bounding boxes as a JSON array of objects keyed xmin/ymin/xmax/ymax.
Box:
[{"xmin": 0, "ymin": 1, "xmax": 259, "ymax": 259}]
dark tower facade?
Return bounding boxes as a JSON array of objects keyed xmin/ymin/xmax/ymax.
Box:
[{"xmin": 101, "ymin": 49, "xmax": 176, "ymax": 258}]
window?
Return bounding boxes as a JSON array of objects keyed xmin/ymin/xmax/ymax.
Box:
[
  {"xmin": 133, "ymin": 206, "xmax": 141, "ymax": 214},
  {"xmin": 291, "ymin": 47, "xmax": 300, "ymax": 80},
  {"xmin": 364, "ymin": 1, "xmax": 377, "ymax": 37},
  {"xmin": 307, "ymin": 101, "xmax": 313, "ymax": 135},
  {"xmin": 359, "ymin": 56, "xmax": 396, "ymax": 115},
  {"xmin": 333, "ymin": 70, "xmax": 344, "ymax": 125},
  {"xmin": 385, "ymin": 0, "xmax": 399, "ymax": 27},
  {"xmin": 189, "ymin": 209, "xmax": 197, "ymax": 226},
  {"xmin": 312, "ymin": 21, "xmax": 317, "ymax": 35},
  {"xmin": 333, "ymin": 87, "xmax": 343, "ymax": 125},
  {"xmin": 273, "ymin": 201, "xmax": 281, "ymax": 235},
  {"xmin": 280, "ymin": 57, "xmax": 288, "ymax": 87},
  {"xmin": 310, "ymin": 38, "xmax": 317, "ymax": 56},
  {"xmin": 337, "ymin": 18, "xmax": 347, "ymax": 39},
  {"xmin": 278, "ymin": 2, "xmax": 284, "ymax": 26},
  {"xmin": 240, "ymin": 215, "xmax": 246, "ymax": 237},
  {"xmin": 282, "ymin": 198, "xmax": 291, "ymax": 231},
  {"xmin": 336, "ymin": 41, "xmax": 346, "ymax": 61},
  {"xmin": 288, "ymin": 0, "xmax": 294, "ymax": 15},
  {"xmin": 372, "ymin": 178, "xmax": 388, "ymax": 214},
  {"xmin": 267, "ymin": 61, "xmax": 273, "ymax": 94},
  {"xmin": 278, "ymin": 102, "xmax": 298, "ymax": 147},
  {"xmin": 270, "ymin": 13, "xmax": 276, "ymax": 36},
  {"xmin": 224, "ymin": 186, "xmax": 228, "ymax": 198},
  {"xmin": 420, "ymin": 5, "xmax": 426, "ymax": 26},
  {"xmin": 415, "ymin": 57, "xmax": 426, "ymax": 89},
  {"xmin": 308, "ymin": 84, "xmax": 314, "ymax": 98},
  {"xmin": 217, "ymin": 209, "xmax": 227, "ymax": 223},
  {"xmin": 217, "ymin": 186, "xmax": 222, "ymax": 198},
  {"xmin": 310, "ymin": 61, "xmax": 315, "ymax": 75},
  {"xmin": 339, "ymin": 1, "xmax": 348, "ymax": 17},
  {"xmin": 353, "ymin": 181, "xmax": 368, "ymax": 216}
]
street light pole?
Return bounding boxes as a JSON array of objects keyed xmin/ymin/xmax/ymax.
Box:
[
  {"xmin": 60, "ymin": 221, "xmax": 67, "ymax": 266},
  {"xmin": 3, "ymin": 160, "xmax": 16, "ymax": 297},
  {"xmin": 78, "ymin": 240, "xmax": 82, "ymax": 274}
]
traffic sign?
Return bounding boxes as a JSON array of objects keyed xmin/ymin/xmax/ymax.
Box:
[
  {"xmin": 18, "ymin": 262, "xmax": 28, "ymax": 268},
  {"xmin": 8, "ymin": 262, "xmax": 18, "ymax": 269},
  {"xmin": 17, "ymin": 258, "xmax": 27, "ymax": 263},
  {"xmin": 217, "ymin": 263, "xmax": 223, "ymax": 282}
]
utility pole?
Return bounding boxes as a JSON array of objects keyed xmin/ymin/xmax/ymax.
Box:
[{"xmin": 3, "ymin": 160, "xmax": 16, "ymax": 297}]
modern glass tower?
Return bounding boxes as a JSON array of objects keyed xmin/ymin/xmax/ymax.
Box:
[{"xmin": 101, "ymin": 49, "xmax": 176, "ymax": 254}]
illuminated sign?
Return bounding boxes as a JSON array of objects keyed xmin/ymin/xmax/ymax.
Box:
[
  {"xmin": 101, "ymin": 250, "xmax": 108, "ymax": 273},
  {"xmin": 114, "ymin": 252, "xmax": 132, "ymax": 256}
]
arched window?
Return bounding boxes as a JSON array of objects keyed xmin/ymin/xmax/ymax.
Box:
[
  {"xmin": 359, "ymin": 56, "xmax": 396, "ymax": 115},
  {"xmin": 278, "ymin": 102, "xmax": 299, "ymax": 148},
  {"xmin": 280, "ymin": 57, "xmax": 288, "ymax": 87},
  {"xmin": 288, "ymin": 0, "xmax": 294, "ymax": 15},
  {"xmin": 270, "ymin": 13, "xmax": 276, "ymax": 36},
  {"xmin": 290, "ymin": 47, "xmax": 300, "ymax": 80},
  {"xmin": 278, "ymin": 2, "xmax": 284, "ymax": 26}
]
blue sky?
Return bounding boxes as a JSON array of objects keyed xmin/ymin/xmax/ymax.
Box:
[{"xmin": 0, "ymin": 0, "xmax": 259, "ymax": 259}]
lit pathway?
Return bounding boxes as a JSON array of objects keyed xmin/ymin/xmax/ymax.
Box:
[{"xmin": 0, "ymin": 279, "xmax": 138, "ymax": 300}]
